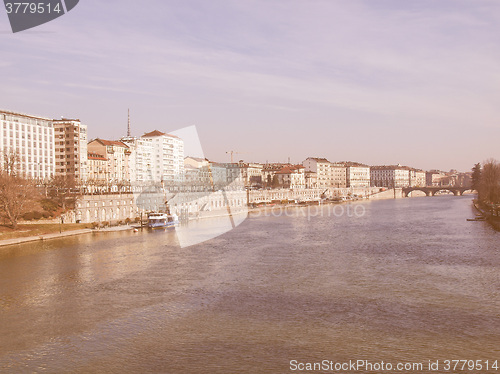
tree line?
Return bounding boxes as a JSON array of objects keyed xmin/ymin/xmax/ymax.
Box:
[{"xmin": 471, "ymin": 158, "xmax": 500, "ymax": 204}]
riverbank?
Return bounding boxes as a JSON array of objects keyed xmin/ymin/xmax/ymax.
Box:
[
  {"xmin": 0, "ymin": 223, "xmax": 137, "ymax": 248},
  {"xmin": 0, "ymin": 228, "xmax": 93, "ymax": 247},
  {"xmin": 472, "ymin": 200, "xmax": 500, "ymax": 231},
  {"xmin": 0, "ymin": 223, "xmax": 92, "ymax": 240}
]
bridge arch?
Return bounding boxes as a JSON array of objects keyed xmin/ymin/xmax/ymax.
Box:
[
  {"xmin": 403, "ymin": 188, "xmax": 432, "ymax": 197},
  {"xmin": 459, "ymin": 189, "xmax": 476, "ymax": 195}
]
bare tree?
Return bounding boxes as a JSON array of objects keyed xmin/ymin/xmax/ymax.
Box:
[
  {"xmin": 0, "ymin": 174, "xmax": 39, "ymax": 228},
  {"xmin": 480, "ymin": 159, "xmax": 500, "ymax": 203},
  {"xmin": 48, "ymin": 175, "xmax": 77, "ymax": 211},
  {"xmin": 0, "ymin": 149, "xmax": 39, "ymax": 228}
]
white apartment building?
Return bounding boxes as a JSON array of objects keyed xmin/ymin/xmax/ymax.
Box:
[
  {"xmin": 262, "ymin": 163, "xmax": 284, "ymax": 187},
  {"xmin": 87, "ymin": 152, "xmax": 109, "ymax": 184},
  {"xmin": 304, "ymin": 171, "xmax": 317, "ymax": 189},
  {"xmin": 0, "ymin": 109, "xmax": 55, "ymax": 179},
  {"xmin": 426, "ymin": 170, "xmax": 448, "ymax": 186},
  {"xmin": 410, "ymin": 169, "xmax": 426, "ymax": 187},
  {"xmin": 183, "ymin": 157, "xmax": 238, "ymax": 189},
  {"xmin": 302, "ymin": 157, "xmax": 335, "ymax": 188},
  {"xmin": 53, "ymin": 118, "xmax": 88, "ymax": 183},
  {"xmin": 275, "ymin": 165, "xmax": 306, "ymax": 189},
  {"xmin": 121, "ymin": 136, "xmax": 154, "ymax": 184},
  {"xmin": 209, "ymin": 162, "xmax": 230, "ymax": 187},
  {"xmin": 237, "ymin": 162, "xmax": 263, "ymax": 187},
  {"xmin": 141, "ymin": 130, "xmax": 184, "ymax": 183},
  {"xmin": 87, "ymin": 139, "xmax": 131, "ymax": 184},
  {"xmin": 339, "ymin": 162, "xmax": 370, "ymax": 188},
  {"xmin": 221, "ymin": 163, "xmax": 245, "ymax": 187},
  {"xmin": 184, "ymin": 156, "xmax": 211, "ymax": 186},
  {"xmin": 371, "ymin": 165, "xmax": 410, "ymax": 188},
  {"xmin": 331, "ymin": 163, "xmax": 347, "ymax": 188}
]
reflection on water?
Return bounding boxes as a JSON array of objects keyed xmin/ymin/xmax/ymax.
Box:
[{"xmin": 0, "ymin": 196, "xmax": 499, "ymax": 373}]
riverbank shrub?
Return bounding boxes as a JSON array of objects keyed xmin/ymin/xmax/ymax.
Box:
[
  {"xmin": 22, "ymin": 210, "xmax": 52, "ymax": 221},
  {"xmin": 40, "ymin": 199, "xmax": 59, "ymax": 216},
  {"xmin": 23, "ymin": 212, "xmax": 35, "ymax": 220}
]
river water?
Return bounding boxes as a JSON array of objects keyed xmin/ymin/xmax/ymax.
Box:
[{"xmin": 0, "ymin": 196, "xmax": 499, "ymax": 373}]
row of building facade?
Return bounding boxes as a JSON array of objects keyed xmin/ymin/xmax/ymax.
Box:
[
  {"xmin": 1, "ymin": 109, "xmax": 470, "ymax": 191},
  {"xmin": 184, "ymin": 156, "xmax": 471, "ymax": 190},
  {"xmin": 1, "ymin": 110, "xmax": 184, "ymax": 185}
]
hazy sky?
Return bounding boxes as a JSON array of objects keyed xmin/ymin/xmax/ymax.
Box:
[{"xmin": 1, "ymin": 0, "xmax": 499, "ymax": 171}]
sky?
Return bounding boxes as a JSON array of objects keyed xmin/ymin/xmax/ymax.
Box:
[{"xmin": 1, "ymin": 0, "xmax": 499, "ymax": 171}]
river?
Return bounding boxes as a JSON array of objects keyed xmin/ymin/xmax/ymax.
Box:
[{"xmin": 0, "ymin": 196, "xmax": 499, "ymax": 373}]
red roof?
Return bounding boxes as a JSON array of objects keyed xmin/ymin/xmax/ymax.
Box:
[
  {"xmin": 276, "ymin": 165, "xmax": 304, "ymax": 174},
  {"xmin": 142, "ymin": 130, "xmax": 165, "ymax": 137},
  {"xmin": 276, "ymin": 167, "xmax": 293, "ymax": 174},
  {"xmin": 142, "ymin": 130, "xmax": 180, "ymax": 139}
]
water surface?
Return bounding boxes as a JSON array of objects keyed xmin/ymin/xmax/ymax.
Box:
[{"xmin": 0, "ymin": 196, "xmax": 499, "ymax": 373}]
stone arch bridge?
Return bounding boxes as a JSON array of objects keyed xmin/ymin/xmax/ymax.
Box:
[{"xmin": 402, "ymin": 186, "xmax": 475, "ymax": 197}]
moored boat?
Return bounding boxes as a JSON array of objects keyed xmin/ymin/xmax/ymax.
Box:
[{"xmin": 147, "ymin": 212, "xmax": 179, "ymax": 229}]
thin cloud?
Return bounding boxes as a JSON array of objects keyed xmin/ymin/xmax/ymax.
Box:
[{"xmin": 0, "ymin": 0, "xmax": 499, "ymax": 170}]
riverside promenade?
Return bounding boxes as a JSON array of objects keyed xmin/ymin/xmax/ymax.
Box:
[
  {"xmin": 0, "ymin": 224, "xmax": 141, "ymax": 248},
  {"xmin": 0, "ymin": 229, "xmax": 94, "ymax": 248}
]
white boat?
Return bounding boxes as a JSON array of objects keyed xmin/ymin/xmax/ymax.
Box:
[{"xmin": 147, "ymin": 212, "xmax": 179, "ymax": 229}]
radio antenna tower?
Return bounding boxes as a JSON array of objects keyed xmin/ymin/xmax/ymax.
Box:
[{"xmin": 127, "ymin": 108, "xmax": 131, "ymax": 137}]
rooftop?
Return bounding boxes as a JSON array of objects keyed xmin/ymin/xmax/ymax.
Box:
[
  {"xmin": 276, "ymin": 165, "xmax": 305, "ymax": 174},
  {"xmin": 0, "ymin": 109, "xmax": 52, "ymax": 121},
  {"xmin": 142, "ymin": 129, "xmax": 180, "ymax": 139},
  {"xmin": 306, "ymin": 157, "xmax": 331, "ymax": 163},
  {"xmin": 337, "ymin": 161, "xmax": 369, "ymax": 167},
  {"xmin": 90, "ymin": 138, "xmax": 129, "ymax": 148},
  {"xmin": 53, "ymin": 118, "xmax": 81, "ymax": 123}
]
